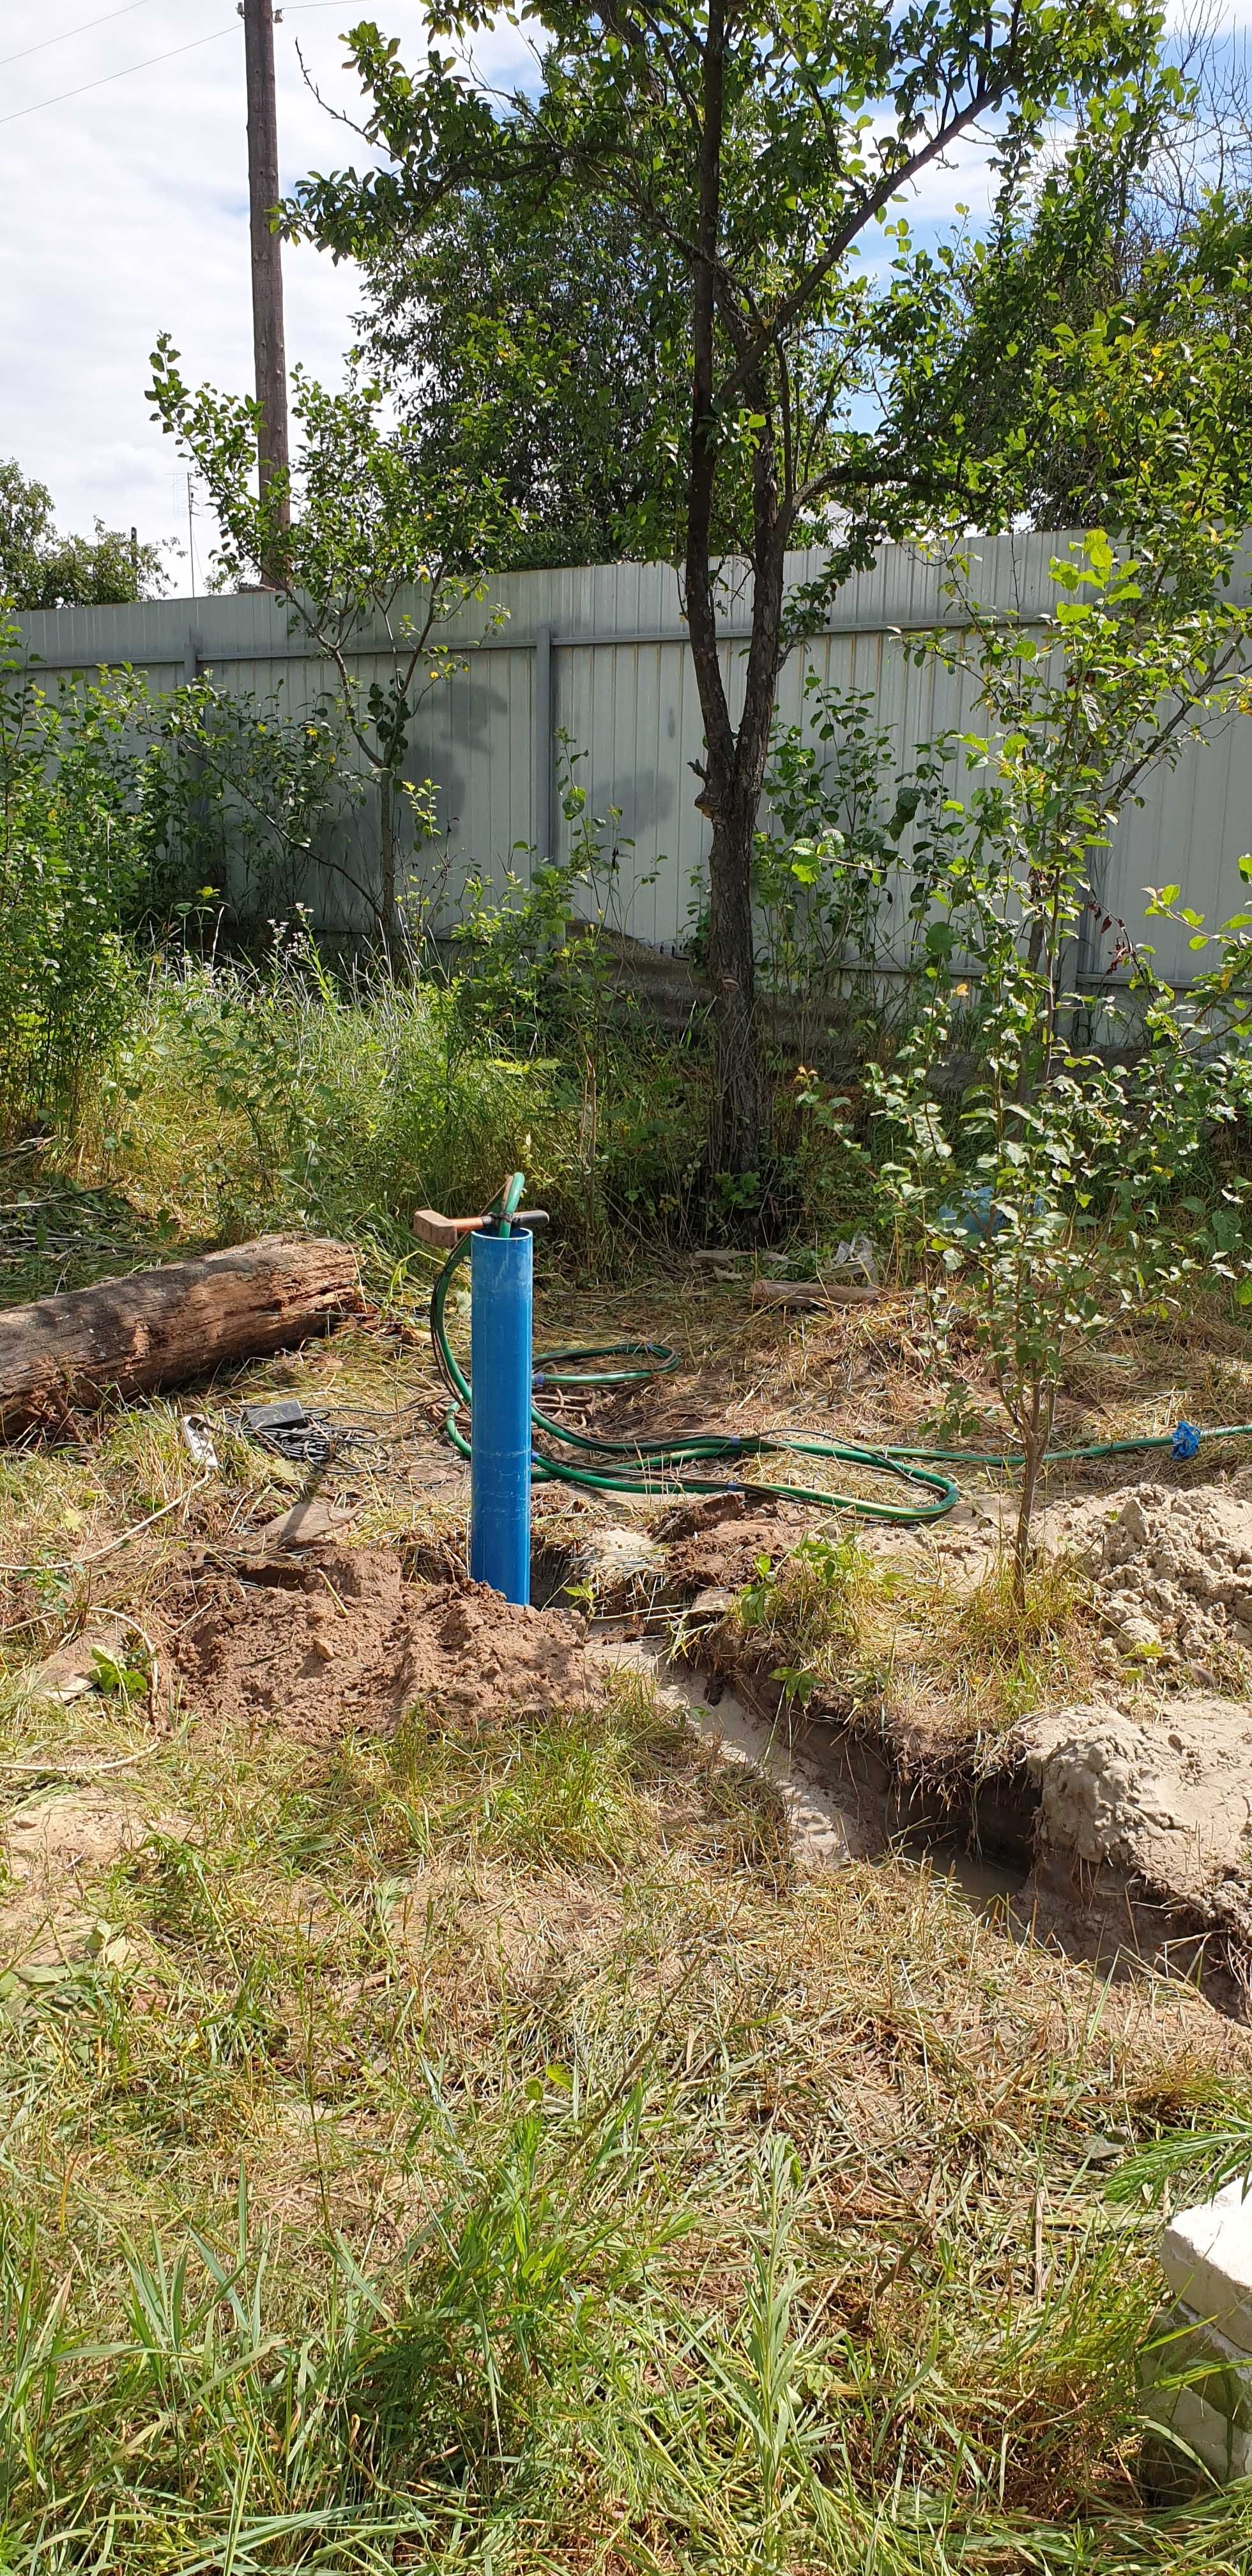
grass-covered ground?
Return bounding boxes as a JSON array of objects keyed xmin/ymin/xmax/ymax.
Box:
[
  {"xmin": 6, "ymin": 969, "xmax": 1252, "ymax": 2568},
  {"xmin": 4, "ymin": 1570, "xmax": 1252, "ymax": 2573}
]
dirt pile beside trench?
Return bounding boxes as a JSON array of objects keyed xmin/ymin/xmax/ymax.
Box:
[
  {"xmin": 997, "ymin": 1691, "xmax": 1252, "ymax": 2005},
  {"xmin": 1014, "ymin": 1695, "xmax": 1252, "ymax": 1906},
  {"xmin": 1055, "ymin": 1477, "xmax": 1252, "ymax": 1669},
  {"xmin": 662, "ymin": 1513, "xmax": 796, "ymax": 1604},
  {"xmin": 167, "ymin": 1546, "xmax": 596, "ymax": 1745}
]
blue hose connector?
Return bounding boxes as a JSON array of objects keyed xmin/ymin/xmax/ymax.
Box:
[{"xmin": 470, "ymin": 1226, "xmax": 533, "ymax": 1605}]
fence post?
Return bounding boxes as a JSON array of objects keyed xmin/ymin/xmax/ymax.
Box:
[{"xmin": 533, "ymin": 625, "xmax": 553, "ymax": 866}]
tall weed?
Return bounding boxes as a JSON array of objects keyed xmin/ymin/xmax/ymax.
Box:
[
  {"xmin": 103, "ymin": 933, "xmax": 570, "ymax": 1259},
  {"xmin": 0, "ymin": 623, "xmax": 144, "ymax": 1141}
]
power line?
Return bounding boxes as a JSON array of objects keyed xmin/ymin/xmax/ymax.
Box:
[
  {"xmin": 0, "ymin": 1, "xmax": 403, "ymax": 126},
  {"xmin": 0, "ymin": 0, "xmax": 415, "ymax": 128},
  {"xmin": 0, "ymin": 0, "xmax": 163, "ymax": 73},
  {"xmin": 0, "ymin": 21, "xmax": 236, "ymax": 125}
]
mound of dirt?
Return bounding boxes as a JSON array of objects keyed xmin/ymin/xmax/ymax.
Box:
[
  {"xmin": 995, "ymin": 1688, "xmax": 1252, "ymax": 2010},
  {"xmin": 1015, "ymin": 1696, "xmax": 1252, "ymax": 1906},
  {"xmin": 1058, "ymin": 1478, "xmax": 1252, "ymax": 1668},
  {"xmin": 664, "ymin": 1514, "xmax": 796, "ymax": 1604},
  {"xmin": 167, "ymin": 1545, "xmax": 596, "ymax": 1745}
]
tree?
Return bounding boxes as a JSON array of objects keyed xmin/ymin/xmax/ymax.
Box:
[
  {"xmin": 825, "ymin": 515, "xmax": 1252, "ymax": 1598},
  {"xmin": 0, "ymin": 617, "xmax": 146, "ymax": 1139},
  {"xmin": 896, "ymin": 142, "xmax": 1252, "ymax": 534},
  {"xmin": 148, "ymin": 352, "xmax": 512, "ymax": 945},
  {"xmin": 134, "ymin": 677, "xmax": 364, "ymax": 934},
  {"xmin": 287, "ymin": 1, "xmax": 1174, "ymax": 1176},
  {"xmin": 355, "ymin": 189, "xmax": 691, "ymax": 567},
  {"xmin": 0, "ymin": 459, "xmax": 165, "ymax": 610}
]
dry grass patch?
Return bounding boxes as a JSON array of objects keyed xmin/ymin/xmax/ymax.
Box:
[{"xmin": 7, "ymin": 1240, "xmax": 1252, "ymax": 2561}]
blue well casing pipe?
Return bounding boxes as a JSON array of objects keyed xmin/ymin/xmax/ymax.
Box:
[{"xmin": 470, "ymin": 1225, "xmax": 533, "ymax": 1605}]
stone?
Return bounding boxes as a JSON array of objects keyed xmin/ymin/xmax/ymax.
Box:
[
  {"xmin": 1162, "ymin": 2177, "xmax": 1252, "ymax": 2353},
  {"xmin": 1141, "ymin": 2176, "xmax": 1252, "ymax": 2487},
  {"xmin": 1141, "ymin": 2302, "xmax": 1252, "ymax": 2483}
]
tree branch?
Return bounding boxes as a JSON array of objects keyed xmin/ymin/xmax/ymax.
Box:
[{"xmin": 714, "ymin": 79, "xmax": 1009, "ymax": 411}]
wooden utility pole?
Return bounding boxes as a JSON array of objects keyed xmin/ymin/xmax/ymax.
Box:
[{"xmin": 242, "ymin": 0, "xmax": 290, "ymax": 578}]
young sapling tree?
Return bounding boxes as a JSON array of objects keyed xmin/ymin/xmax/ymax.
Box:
[
  {"xmin": 814, "ymin": 517, "xmax": 1252, "ymax": 1598},
  {"xmin": 149, "ymin": 350, "xmax": 510, "ymax": 947}
]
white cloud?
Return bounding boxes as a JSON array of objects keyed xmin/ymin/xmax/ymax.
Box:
[
  {"xmin": 0, "ymin": 2, "xmax": 482, "ymax": 572},
  {"xmin": 4, "ymin": 1, "xmax": 1248, "ymax": 581}
]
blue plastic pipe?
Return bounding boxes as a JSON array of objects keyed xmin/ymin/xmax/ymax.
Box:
[{"xmin": 469, "ymin": 1224, "xmax": 533, "ymax": 1604}]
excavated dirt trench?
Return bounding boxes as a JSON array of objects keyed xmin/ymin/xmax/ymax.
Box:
[
  {"xmin": 144, "ymin": 1479, "xmax": 1252, "ymax": 2018},
  {"xmin": 556, "ymin": 1484, "xmax": 1252, "ymax": 2019}
]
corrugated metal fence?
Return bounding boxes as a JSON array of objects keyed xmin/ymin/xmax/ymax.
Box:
[{"xmin": 15, "ymin": 534, "xmax": 1252, "ymax": 990}]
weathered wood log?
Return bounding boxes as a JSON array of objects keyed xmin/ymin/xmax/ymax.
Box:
[
  {"xmin": 750, "ymin": 1278, "xmax": 883, "ymax": 1312},
  {"xmin": 0, "ymin": 1235, "xmax": 362, "ymax": 1433}
]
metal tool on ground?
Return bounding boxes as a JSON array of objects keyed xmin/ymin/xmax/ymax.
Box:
[
  {"xmin": 429, "ymin": 1170, "xmax": 1252, "ymax": 1530},
  {"xmin": 229, "ymin": 1398, "xmax": 384, "ymax": 1469}
]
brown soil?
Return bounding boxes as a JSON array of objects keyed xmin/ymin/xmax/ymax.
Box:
[
  {"xmin": 664, "ymin": 1512, "xmax": 798, "ymax": 1601},
  {"xmin": 4, "ymin": 1786, "xmax": 176, "ymax": 1887},
  {"xmin": 166, "ymin": 1544, "xmax": 596, "ymax": 1745}
]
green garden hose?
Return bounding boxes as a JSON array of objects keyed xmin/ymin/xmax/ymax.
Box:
[{"xmin": 430, "ymin": 1177, "xmax": 1252, "ymax": 1526}]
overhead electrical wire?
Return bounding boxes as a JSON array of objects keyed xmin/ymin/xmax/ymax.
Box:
[
  {"xmin": 0, "ymin": 0, "xmax": 163, "ymax": 73},
  {"xmin": 0, "ymin": 1, "xmax": 371, "ymax": 127},
  {"xmin": 0, "ymin": 22, "xmax": 236, "ymax": 124}
]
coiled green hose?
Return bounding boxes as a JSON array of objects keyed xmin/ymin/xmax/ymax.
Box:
[{"xmin": 429, "ymin": 1177, "xmax": 1252, "ymax": 1526}]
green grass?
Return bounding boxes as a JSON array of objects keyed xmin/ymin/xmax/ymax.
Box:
[
  {"xmin": 3, "ymin": 1597, "xmax": 1252, "ymax": 2570},
  {"xmin": 99, "ymin": 947, "xmax": 574, "ymax": 1276},
  {"xmin": 914, "ymin": 1547, "xmax": 1099, "ymax": 1737},
  {"xmin": 710, "ymin": 1529, "xmax": 887, "ymax": 1715},
  {"xmin": 7, "ymin": 958, "xmax": 1252, "ymax": 2564},
  {"xmin": 0, "ymin": 933, "xmax": 892, "ymax": 1312},
  {"xmin": 5, "ymin": 937, "xmax": 715, "ymax": 1295}
]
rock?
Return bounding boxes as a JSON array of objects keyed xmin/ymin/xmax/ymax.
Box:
[
  {"xmin": 1144, "ymin": 2177, "xmax": 1252, "ymax": 2490},
  {"xmin": 1163, "ymin": 2177, "xmax": 1252, "ymax": 2351}
]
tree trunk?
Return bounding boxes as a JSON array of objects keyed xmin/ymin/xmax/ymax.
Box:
[
  {"xmin": 682, "ymin": 0, "xmax": 773, "ymax": 1182},
  {"xmin": 1012, "ymin": 1382, "xmax": 1057, "ymax": 1606},
  {"xmin": 0, "ymin": 1236, "xmax": 362, "ymax": 1435},
  {"xmin": 706, "ymin": 797, "xmax": 764, "ymax": 1174}
]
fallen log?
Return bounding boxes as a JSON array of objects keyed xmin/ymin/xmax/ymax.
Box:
[{"xmin": 0, "ymin": 1235, "xmax": 362, "ymax": 1434}]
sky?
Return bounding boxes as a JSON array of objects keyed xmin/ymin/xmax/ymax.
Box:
[
  {"xmin": 2, "ymin": 1, "xmax": 1246, "ymax": 592},
  {"xmin": 0, "ymin": 1, "xmax": 473, "ymax": 580},
  {"xmin": 0, "ymin": 0, "xmax": 1004, "ymax": 586}
]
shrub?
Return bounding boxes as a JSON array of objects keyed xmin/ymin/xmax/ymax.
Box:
[
  {"xmin": 0, "ymin": 618, "xmax": 144, "ymax": 1141},
  {"xmin": 134, "ymin": 677, "xmax": 365, "ymax": 935}
]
